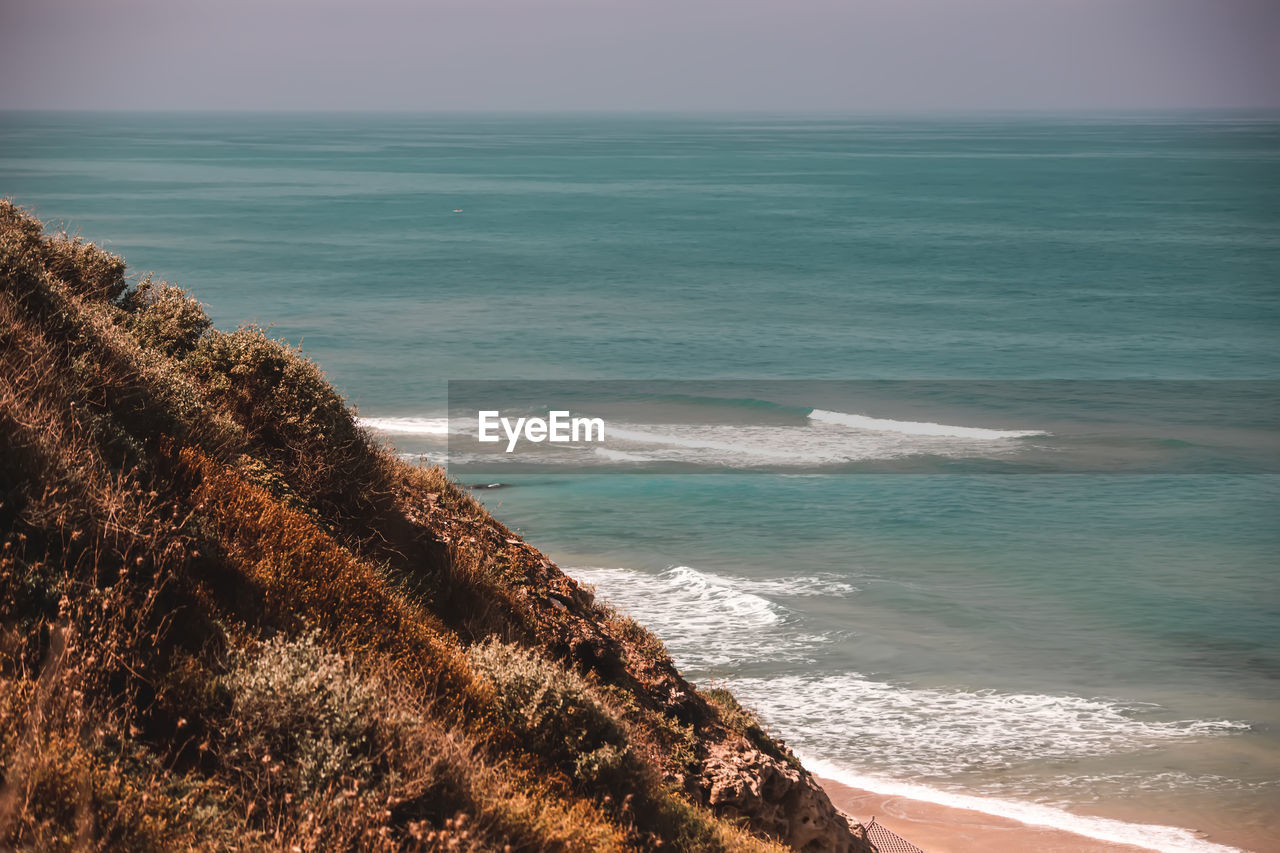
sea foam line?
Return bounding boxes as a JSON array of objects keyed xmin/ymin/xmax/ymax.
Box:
[
  {"xmin": 727, "ymin": 672, "xmax": 1248, "ymax": 780},
  {"xmin": 600, "ymin": 421, "xmax": 1032, "ymax": 467},
  {"xmin": 357, "ymin": 416, "xmax": 451, "ymax": 435},
  {"xmin": 802, "ymin": 756, "xmax": 1243, "ymax": 853},
  {"xmin": 808, "ymin": 408, "xmax": 1046, "ymax": 439},
  {"xmin": 605, "ymin": 424, "xmax": 784, "ymax": 455}
]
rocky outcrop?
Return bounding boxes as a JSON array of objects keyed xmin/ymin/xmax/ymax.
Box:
[{"xmin": 699, "ymin": 741, "xmax": 874, "ymax": 853}]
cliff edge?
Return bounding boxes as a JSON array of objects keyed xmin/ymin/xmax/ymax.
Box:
[{"xmin": 0, "ymin": 200, "xmax": 873, "ymax": 852}]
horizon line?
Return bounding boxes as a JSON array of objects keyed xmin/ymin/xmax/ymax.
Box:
[{"xmin": 3, "ymin": 106, "xmax": 1280, "ymax": 118}]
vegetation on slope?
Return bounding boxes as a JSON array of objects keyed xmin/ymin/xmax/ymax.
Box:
[{"xmin": 0, "ymin": 201, "xmax": 871, "ymax": 852}]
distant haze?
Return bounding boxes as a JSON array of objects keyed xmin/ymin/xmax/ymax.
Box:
[{"xmin": 1, "ymin": 0, "xmax": 1277, "ymax": 111}]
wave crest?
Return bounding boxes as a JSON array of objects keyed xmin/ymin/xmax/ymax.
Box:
[
  {"xmin": 568, "ymin": 565, "xmax": 850, "ymax": 670},
  {"xmin": 357, "ymin": 416, "xmax": 451, "ymax": 435},
  {"xmin": 808, "ymin": 408, "xmax": 1046, "ymax": 439}
]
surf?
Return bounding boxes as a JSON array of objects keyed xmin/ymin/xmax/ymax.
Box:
[{"xmin": 807, "ymin": 408, "xmax": 1047, "ymax": 439}]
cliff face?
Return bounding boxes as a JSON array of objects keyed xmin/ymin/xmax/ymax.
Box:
[{"xmin": 0, "ymin": 200, "xmax": 872, "ymax": 852}]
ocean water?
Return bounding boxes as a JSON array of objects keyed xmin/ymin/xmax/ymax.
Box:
[{"xmin": 2, "ymin": 112, "xmax": 1278, "ymax": 852}]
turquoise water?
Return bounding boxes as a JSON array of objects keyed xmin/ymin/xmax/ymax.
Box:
[{"xmin": 3, "ymin": 113, "xmax": 1278, "ymax": 851}]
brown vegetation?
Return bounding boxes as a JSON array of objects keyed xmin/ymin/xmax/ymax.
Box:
[{"xmin": 0, "ymin": 200, "xmax": 871, "ymax": 852}]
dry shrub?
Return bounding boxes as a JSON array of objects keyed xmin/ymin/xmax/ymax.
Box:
[
  {"xmin": 222, "ymin": 631, "xmax": 385, "ymax": 796},
  {"xmin": 41, "ymin": 233, "xmax": 127, "ymax": 303},
  {"xmin": 124, "ymin": 278, "xmax": 212, "ymax": 358},
  {"xmin": 183, "ymin": 326, "xmax": 358, "ymax": 456},
  {"xmin": 215, "ymin": 633, "xmax": 630, "ymax": 852},
  {"xmin": 182, "ymin": 325, "xmax": 388, "ymax": 519},
  {"xmin": 0, "ymin": 219, "xmax": 49, "ymax": 307},
  {"xmin": 0, "ymin": 199, "xmax": 44, "ymax": 249},
  {"xmin": 1, "ymin": 253, "xmax": 230, "ymax": 481},
  {"xmin": 0, "ymin": 201, "xmax": 125, "ymax": 303},
  {"xmin": 467, "ymin": 638, "xmax": 638, "ymax": 796}
]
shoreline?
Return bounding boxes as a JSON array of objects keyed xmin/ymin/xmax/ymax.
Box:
[
  {"xmin": 819, "ymin": 776, "xmax": 1153, "ymax": 853},
  {"xmin": 808, "ymin": 760, "xmax": 1257, "ymax": 853}
]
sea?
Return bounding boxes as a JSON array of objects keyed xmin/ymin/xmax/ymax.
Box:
[{"xmin": 2, "ymin": 112, "xmax": 1277, "ymax": 852}]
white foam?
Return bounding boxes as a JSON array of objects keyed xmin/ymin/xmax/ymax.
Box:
[
  {"xmin": 605, "ymin": 424, "xmax": 793, "ymax": 456},
  {"xmin": 728, "ymin": 673, "xmax": 1249, "ymax": 779},
  {"xmin": 597, "ymin": 420, "xmax": 1034, "ymax": 468},
  {"xmin": 660, "ymin": 565, "xmax": 784, "ymax": 626},
  {"xmin": 734, "ymin": 573, "xmax": 859, "ymax": 597},
  {"xmin": 592, "ymin": 446, "xmax": 650, "ymax": 462},
  {"xmin": 1037, "ymin": 771, "xmax": 1280, "ymax": 798},
  {"xmin": 803, "ymin": 756, "xmax": 1244, "ymax": 853},
  {"xmin": 357, "ymin": 416, "xmax": 451, "ymax": 435},
  {"xmin": 568, "ymin": 565, "xmax": 847, "ymax": 670},
  {"xmin": 808, "ymin": 408, "xmax": 1046, "ymax": 439}
]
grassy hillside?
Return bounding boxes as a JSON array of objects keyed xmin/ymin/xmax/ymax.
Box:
[{"xmin": 0, "ymin": 200, "xmax": 873, "ymax": 852}]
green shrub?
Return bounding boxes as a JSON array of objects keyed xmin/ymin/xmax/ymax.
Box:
[
  {"xmin": 181, "ymin": 325, "xmax": 382, "ymax": 516},
  {"xmin": 703, "ymin": 687, "xmax": 757, "ymax": 731}
]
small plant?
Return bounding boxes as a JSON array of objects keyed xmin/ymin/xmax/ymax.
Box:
[{"xmin": 703, "ymin": 687, "xmax": 758, "ymax": 732}]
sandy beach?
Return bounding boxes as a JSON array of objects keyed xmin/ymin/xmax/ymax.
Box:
[{"xmin": 818, "ymin": 776, "xmax": 1262, "ymax": 853}]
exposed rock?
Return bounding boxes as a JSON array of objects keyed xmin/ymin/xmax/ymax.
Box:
[{"xmin": 699, "ymin": 741, "xmax": 874, "ymax": 853}]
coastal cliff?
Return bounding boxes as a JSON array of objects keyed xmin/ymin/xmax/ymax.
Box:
[{"xmin": 0, "ymin": 200, "xmax": 872, "ymax": 852}]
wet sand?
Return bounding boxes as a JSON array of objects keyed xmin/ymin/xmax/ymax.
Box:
[{"xmin": 820, "ymin": 776, "xmax": 1192, "ymax": 853}]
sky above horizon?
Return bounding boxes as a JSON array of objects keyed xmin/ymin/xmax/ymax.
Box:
[{"xmin": 1, "ymin": 0, "xmax": 1277, "ymax": 112}]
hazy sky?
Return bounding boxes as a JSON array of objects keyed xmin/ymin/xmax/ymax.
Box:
[{"xmin": 1, "ymin": 0, "xmax": 1277, "ymax": 111}]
